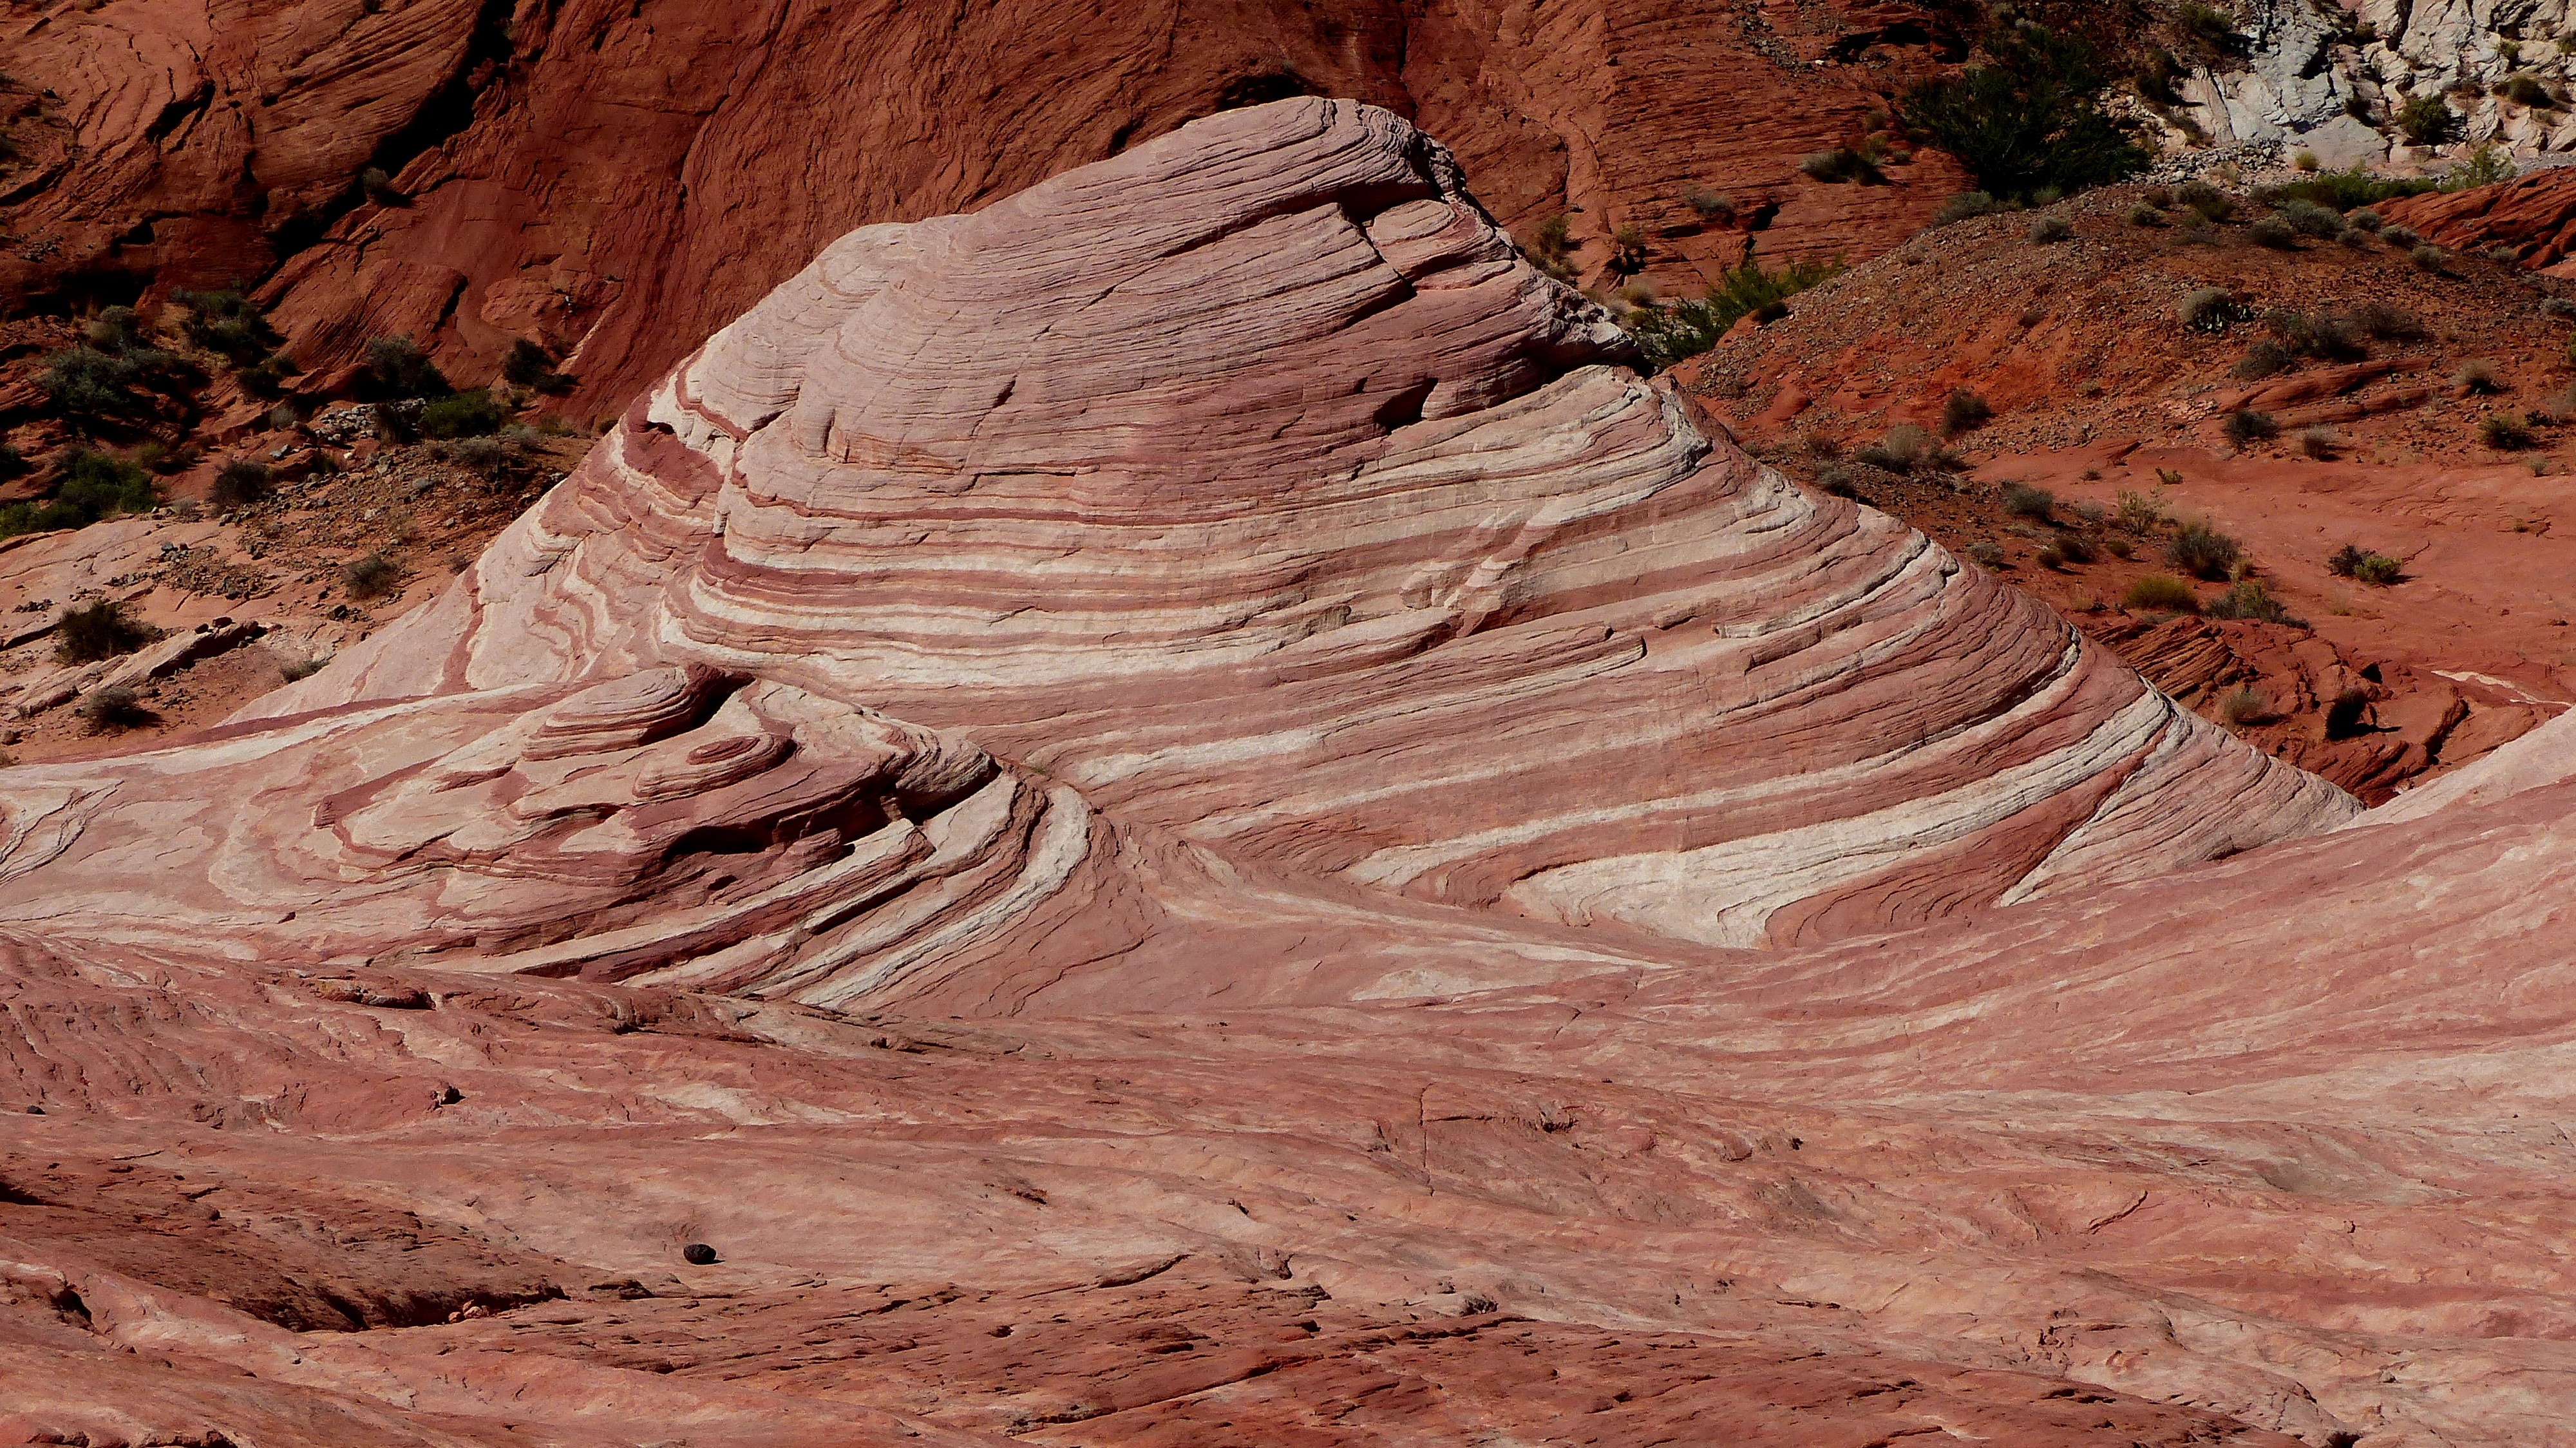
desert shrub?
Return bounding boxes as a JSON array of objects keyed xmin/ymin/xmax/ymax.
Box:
[
  {"xmin": 2178, "ymin": 286, "xmax": 2251, "ymax": 333},
  {"xmin": 2336, "ymin": 225, "xmax": 2372, "ymax": 249},
  {"xmin": 77, "ymin": 685, "xmax": 152, "ymax": 731},
  {"xmin": 2207, "ymin": 577, "xmax": 2289, "ymax": 621},
  {"xmin": 2298, "ymin": 424, "xmax": 2339, "ymax": 459},
  {"xmin": 0, "ymin": 444, "xmax": 21, "ymax": 480},
  {"xmin": 40, "ymin": 346, "xmax": 158, "ymax": 419},
  {"xmin": 2353, "ymin": 551, "xmax": 2403, "ymax": 585},
  {"xmin": 2177, "ymin": 1, "xmax": 2235, "ymax": 43},
  {"xmin": 2544, "ymin": 298, "xmax": 2576, "ymax": 321},
  {"xmin": 280, "ymin": 656, "xmax": 331, "ymax": 682},
  {"xmin": 360, "ymin": 166, "xmax": 404, "ymax": 205},
  {"xmin": 1896, "ymin": 23, "xmax": 2145, "ymax": 204},
  {"xmin": 1800, "ymin": 148, "xmax": 1882, "ymax": 184},
  {"xmin": 1942, "ymin": 388, "xmax": 1993, "ymax": 435},
  {"xmin": 1964, "ymin": 539, "xmax": 2007, "ymax": 568},
  {"xmin": 359, "ymin": 334, "xmax": 451, "ymax": 400},
  {"xmin": 2411, "ymin": 243, "xmax": 2449, "ymax": 272},
  {"xmin": 2268, "ymin": 309, "xmax": 2366, "ymax": 361},
  {"xmin": 53, "ymin": 599, "xmax": 151, "ymax": 663},
  {"xmin": 1935, "ymin": 191, "xmax": 2006, "ymax": 225},
  {"xmin": 2327, "ymin": 543, "xmax": 2374, "ymax": 577},
  {"xmin": 2260, "ymin": 170, "xmax": 2434, "ymax": 213},
  {"xmin": 1687, "ymin": 187, "xmax": 1736, "ymax": 223},
  {"xmin": 2114, "ymin": 490, "xmax": 2165, "ymax": 533},
  {"xmin": 2294, "ymin": 149, "xmax": 2319, "ymax": 173},
  {"xmin": 2480, "ymin": 412, "xmax": 2536, "ymax": 449},
  {"xmin": 2167, "ymin": 520, "xmax": 2244, "ymax": 578},
  {"xmin": 2248, "ymin": 216, "xmax": 2297, "ymax": 249},
  {"xmin": 2233, "ymin": 339, "xmax": 2295, "ymax": 378},
  {"xmin": 2177, "ymin": 180, "xmax": 2236, "ymax": 222},
  {"xmin": 343, "ymin": 552, "xmax": 401, "ymax": 599},
  {"xmin": 2128, "ymin": 201, "xmax": 2166, "ymax": 227},
  {"xmin": 2220, "ymin": 686, "xmax": 2271, "ymax": 724},
  {"xmin": 1607, "ymin": 224, "xmax": 1649, "ymax": 276},
  {"xmin": 209, "ymin": 458, "xmax": 270, "ymax": 510},
  {"xmin": 2442, "ymin": 144, "xmax": 2517, "ymax": 192},
  {"xmin": 238, "ymin": 352, "xmax": 292, "ymax": 397},
  {"xmin": 1624, "ymin": 252, "xmax": 1844, "ymax": 369},
  {"xmin": 1817, "ymin": 466, "xmax": 1858, "ymax": 497},
  {"xmin": 2456, "ymin": 360, "xmax": 2503, "ymax": 394},
  {"xmin": 2123, "ymin": 574, "xmax": 2201, "ymax": 613},
  {"xmin": 2276, "ymin": 198, "xmax": 2345, "ymax": 238},
  {"xmin": 2051, "ymin": 528, "xmax": 2096, "ymax": 564},
  {"xmin": 2345, "ymin": 207, "xmax": 2386, "ymax": 233},
  {"xmin": 2027, "ymin": 215, "xmax": 2072, "ymax": 243},
  {"xmin": 2397, "ymin": 94, "xmax": 2458, "ymax": 144},
  {"xmin": 2155, "ymin": 466, "xmax": 2186, "ymax": 486},
  {"xmin": 2002, "ymin": 482, "xmax": 2054, "ymax": 519},
  {"xmin": 2222, "ymin": 408, "xmax": 2278, "ymax": 444},
  {"xmin": 419, "ymin": 388, "xmax": 504, "ymax": 439},
  {"xmin": 2324, "ymin": 687, "xmax": 2374, "ymax": 739},
  {"xmin": 500, "ymin": 338, "xmax": 569, "ymax": 390},
  {"xmin": 2103, "ymin": 534, "xmax": 2134, "ymax": 558},
  {"xmin": 1857, "ymin": 423, "xmax": 1941, "ymax": 472},
  {"xmin": 2380, "ymin": 224, "xmax": 2421, "ymax": 249},
  {"xmin": 2352, "ymin": 301, "xmax": 2425, "ymax": 341},
  {"xmin": 173, "ymin": 289, "xmax": 277, "ymax": 364},
  {"xmin": 0, "ymin": 449, "xmax": 158, "ymax": 538}
]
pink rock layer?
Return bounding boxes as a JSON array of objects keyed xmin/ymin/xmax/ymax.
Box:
[{"xmin": 8, "ymin": 100, "xmax": 2565, "ymax": 1446}]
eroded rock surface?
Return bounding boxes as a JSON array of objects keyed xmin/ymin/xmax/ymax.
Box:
[{"xmin": 6, "ymin": 100, "xmax": 2567, "ymax": 1446}]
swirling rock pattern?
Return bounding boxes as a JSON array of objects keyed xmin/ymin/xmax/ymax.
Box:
[
  {"xmin": 235, "ymin": 100, "xmax": 2352, "ymax": 995},
  {"xmin": 24, "ymin": 99, "xmax": 2571, "ymax": 1448}
]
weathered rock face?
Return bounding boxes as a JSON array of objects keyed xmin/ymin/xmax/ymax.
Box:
[
  {"xmin": 15, "ymin": 99, "xmax": 2575, "ymax": 1447},
  {"xmin": 3, "ymin": 0, "xmax": 1969, "ymax": 406},
  {"xmin": 200, "ymin": 100, "xmax": 2354, "ymax": 989}
]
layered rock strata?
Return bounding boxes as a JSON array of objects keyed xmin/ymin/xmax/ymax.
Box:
[{"xmin": 15, "ymin": 100, "xmax": 2564, "ymax": 1447}]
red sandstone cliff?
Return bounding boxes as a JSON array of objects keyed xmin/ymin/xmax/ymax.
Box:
[{"xmin": 3, "ymin": 0, "xmax": 1970, "ymax": 408}]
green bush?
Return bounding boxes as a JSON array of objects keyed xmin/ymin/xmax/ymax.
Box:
[
  {"xmin": 2411, "ymin": 243, "xmax": 2449, "ymax": 272},
  {"xmin": 1624, "ymin": 252, "xmax": 1845, "ymax": 369},
  {"xmin": 0, "ymin": 449, "xmax": 159, "ymax": 538},
  {"xmin": 77, "ymin": 685, "xmax": 152, "ymax": 731},
  {"xmin": 2206, "ymin": 577, "xmax": 2289, "ymax": 622},
  {"xmin": 1800, "ymin": 148, "xmax": 1882, "ymax": 184},
  {"xmin": 2179, "ymin": 287, "xmax": 2251, "ymax": 332},
  {"xmin": 174, "ymin": 289, "xmax": 278, "ymax": 364},
  {"xmin": 2353, "ymin": 301, "xmax": 2425, "ymax": 341},
  {"xmin": 2498, "ymin": 73, "xmax": 2555, "ymax": 108},
  {"xmin": 2441, "ymin": 144, "xmax": 2517, "ymax": 193},
  {"xmin": 2234, "ymin": 339, "xmax": 2294, "ymax": 378},
  {"xmin": 2003, "ymin": 482, "xmax": 2055, "ymax": 519},
  {"xmin": 359, "ymin": 334, "xmax": 451, "ymax": 400},
  {"xmin": 2249, "ymin": 216, "xmax": 2298, "ymax": 249},
  {"xmin": 2398, "ymin": 95, "xmax": 2458, "ymax": 145},
  {"xmin": 2276, "ymin": 199, "xmax": 2346, "ymax": 238},
  {"xmin": 1935, "ymin": 191, "xmax": 2007, "ymax": 225},
  {"xmin": 1857, "ymin": 423, "xmax": 1942, "ymax": 473},
  {"xmin": 2123, "ymin": 574, "xmax": 2200, "ymax": 613},
  {"xmin": 2259, "ymin": 169, "xmax": 2434, "ymax": 213},
  {"xmin": 344, "ymin": 553, "xmax": 402, "ymax": 600},
  {"xmin": 2167, "ymin": 520, "xmax": 2244, "ymax": 578},
  {"xmin": 2354, "ymin": 552, "xmax": 2403, "ymax": 585},
  {"xmin": 419, "ymin": 388, "xmax": 504, "ymax": 439},
  {"xmin": 2223, "ymin": 409, "xmax": 2278, "ymax": 444},
  {"xmin": 53, "ymin": 599, "xmax": 152, "ymax": 664},
  {"xmin": 500, "ymin": 338, "xmax": 570, "ymax": 391},
  {"xmin": 2268, "ymin": 310, "xmax": 2366, "ymax": 361},
  {"xmin": 210, "ymin": 458, "xmax": 270, "ymax": 510},
  {"xmin": 1942, "ymin": 388, "xmax": 1993, "ymax": 435},
  {"xmin": 2480, "ymin": 412, "xmax": 2536, "ymax": 449},
  {"xmin": 2177, "ymin": 180, "xmax": 2236, "ymax": 222},
  {"xmin": 2027, "ymin": 215, "xmax": 2072, "ymax": 243},
  {"xmin": 1896, "ymin": 23, "xmax": 2146, "ymax": 204},
  {"xmin": 2345, "ymin": 207, "xmax": 2386, "ymax": 233}
]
